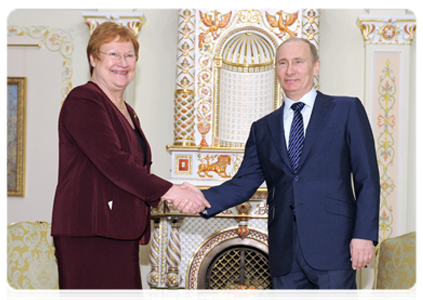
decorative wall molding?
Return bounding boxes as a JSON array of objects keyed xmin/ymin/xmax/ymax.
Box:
[
  {"xmin": 357, "ymin": 14, "xmax": 416, "ymax": 45},
  {"xmin": 7, "ymin": 25, "xmax": 74, "ymax": 100},
  {"xmin": 82, "ymin": 11, "xmax": 146, "ymax": 36}
]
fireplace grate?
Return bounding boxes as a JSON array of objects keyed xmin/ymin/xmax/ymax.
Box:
[{"xmin": 205, "ymin": 246, "xmax": 273, "ymax": 289}]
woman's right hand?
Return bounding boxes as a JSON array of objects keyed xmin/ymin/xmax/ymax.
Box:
[{"xmin": 162, "ymin": 183, "xmax": 210, "ymax": 214}]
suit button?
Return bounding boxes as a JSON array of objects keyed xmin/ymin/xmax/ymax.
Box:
[{"xmin": 294, "ymin": 176, "xmax": 300, "ymax": 182}]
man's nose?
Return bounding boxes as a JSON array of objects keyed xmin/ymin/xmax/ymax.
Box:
[{"xmin": 286, "ymin": 63, "xmax": 295, "ymax": 75}]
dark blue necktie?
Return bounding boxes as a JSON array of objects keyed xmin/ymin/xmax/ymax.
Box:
[{"xmin": 288, "ymin": 102, "xmax": 305, "ymax": 173}]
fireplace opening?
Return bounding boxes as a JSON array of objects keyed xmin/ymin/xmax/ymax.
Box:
[{"xmin": 204, "ymin": 245, "xmax": 273, "ymax": 289}]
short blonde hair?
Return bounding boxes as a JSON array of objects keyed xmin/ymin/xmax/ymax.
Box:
[
  {"xmin": 275, "ymin": 37, "xmax": 319, "ymax": 63},
  {"xmin": 87, "ymin": 22, "xmax": 139, "ymax": 75}
]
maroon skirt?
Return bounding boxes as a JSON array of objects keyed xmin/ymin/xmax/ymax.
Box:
[{"xmin": 53, "ymin": 236, "xmax": 142, "ymax": 289}]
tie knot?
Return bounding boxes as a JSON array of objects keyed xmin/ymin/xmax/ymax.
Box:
[{"xmin": 291, "ymin": 102, "xmax": 305, "ymax": 112}]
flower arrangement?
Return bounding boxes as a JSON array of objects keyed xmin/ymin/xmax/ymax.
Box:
[{"xmin": 200, "ymin": 285, "xmax": 258, "ymax": 300}]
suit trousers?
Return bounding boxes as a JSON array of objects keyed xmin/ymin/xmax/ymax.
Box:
[{"xmin": 272, "ymin": 220, "xmax": 357, "ymax": 289}]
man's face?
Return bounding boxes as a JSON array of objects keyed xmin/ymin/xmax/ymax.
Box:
[{"xmin": 275, "ymin": 40, "xmax": 320, "ymax": 101}]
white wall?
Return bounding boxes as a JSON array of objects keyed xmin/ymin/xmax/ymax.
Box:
[
  {"xmin": 7, "ymin": 9, "xmax": 92, "ymax": 223},
  {"xmin": 407, "ymin": 26, "xmax": 417, "ymax": 235},
  {"xmin": 319, "ymin": 9, "xmax": 366, "ymax": 98},
  {"xmin": 6, "ymin": 8, "xmax": 416, "ymax": 289}
]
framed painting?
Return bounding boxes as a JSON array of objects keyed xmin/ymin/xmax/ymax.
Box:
[{"xmin": 7, "ymin": 77, "xmax": 26, "ymax": 197}]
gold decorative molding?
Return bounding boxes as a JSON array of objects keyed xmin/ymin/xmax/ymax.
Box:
[
  {"xmin": 7, "ymin": 43, "xmax": 41, "ymax": 48},
  {"xmin": 7, "ymin": 77, "xmax": 26, "ymax": 197},
  {"xmin": 7, "ymin": 25, "xmax": 74, "ymax": 99},
  {"xmin": 357, "ymin": 14, "xmax": 416, "ymax": 45},
  {"xmin": 82, "ymin": 11, "xmax": 146, "ymax": 36}
]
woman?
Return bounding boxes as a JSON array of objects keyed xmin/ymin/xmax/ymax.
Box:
[{"xmin": 51, "ymin": 22, "xmax": 208, "ymax": 289}]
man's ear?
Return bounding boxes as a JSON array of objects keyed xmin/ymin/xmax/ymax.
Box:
[{"xmin": 313, "ymin": 59, "xmax": 321, "ymax": 76}]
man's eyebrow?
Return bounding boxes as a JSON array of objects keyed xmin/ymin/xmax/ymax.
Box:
[{"xmin": 277, "ymin": 56, "xmax": 304, "ymax": 61}]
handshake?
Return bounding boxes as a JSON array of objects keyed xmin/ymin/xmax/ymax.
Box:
[{"xmin": 162, "ymin": 183, "xmax": 211, "ymax": 214}]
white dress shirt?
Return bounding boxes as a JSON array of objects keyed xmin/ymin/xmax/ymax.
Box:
[{"xmin": 283, "ymin": 89, "xmax": 317, "ymax": 149}]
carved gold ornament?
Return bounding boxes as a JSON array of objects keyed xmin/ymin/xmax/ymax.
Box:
[
  {"xmin": 199, "ymin": 10, "xmax": 232, "ymax": 49},
  {"xmin": 198, "ymin": 154, "xmax": 232, "ymax": 178},
  {"xmin": 357, "ymin": 15, "xmax": 416, "ymax": 45},
  {"xmin": 265, "ymin": 10, "xmax": 299, "ymax": 38}
]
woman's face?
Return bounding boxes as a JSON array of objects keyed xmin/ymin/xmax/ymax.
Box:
[{"xmin": 90, "ymin": 36, "xmax": 136, "ymax": 93}]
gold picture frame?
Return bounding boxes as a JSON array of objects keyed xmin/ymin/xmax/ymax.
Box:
[{"xmin": 7, "ymin": 77, "xmax": 26, "ymax": 197}]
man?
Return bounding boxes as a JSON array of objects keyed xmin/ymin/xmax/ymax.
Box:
[{"xmin": 172, "ymin": 37, "xmax": 380, "ymax": 289}]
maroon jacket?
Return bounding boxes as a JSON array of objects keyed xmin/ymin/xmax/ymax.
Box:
[{"xmin": 51, "ymin": 81, "xmax": 172, "ymax": 243}]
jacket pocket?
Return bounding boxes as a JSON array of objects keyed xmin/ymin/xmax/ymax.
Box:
[{"xmin": 325, "ymin": 197, "xmax": 355, "ymax": 220}]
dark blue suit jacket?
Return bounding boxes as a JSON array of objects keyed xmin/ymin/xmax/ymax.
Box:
[{"xmin": 202, "ymin": 91, "xmax": 380, "ymax": 277}]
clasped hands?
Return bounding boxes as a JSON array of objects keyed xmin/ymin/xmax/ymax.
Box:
[{"xmin": 162, "ymin": 183, "xmax": 210, "ymax": 214}]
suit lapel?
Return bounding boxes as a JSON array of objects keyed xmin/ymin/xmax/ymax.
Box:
[
  {"xmin": 128, "ymin": 106, "xmax": 152, "ymax": 166},
  {"xmin": 297, "ymin": 91, "xmax": 335, "ymax": 171},
  {"xmin": 266, "ymin": 103, "xmax": 291, "ymax": 168}
]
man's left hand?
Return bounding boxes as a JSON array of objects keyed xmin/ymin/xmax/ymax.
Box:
[{"xmin": 350, "ymin": 238, "xmax": 374, "ymax": 270}]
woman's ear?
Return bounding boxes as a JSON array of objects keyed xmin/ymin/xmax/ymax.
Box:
[{"xmin": 89, "ymin": 54, "xmax": 97, "ymax": 68}]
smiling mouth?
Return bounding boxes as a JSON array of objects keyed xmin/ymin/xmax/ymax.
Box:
[{"xmin": 112, "ymin": 70, "xmax": 128, "ymax": 75}]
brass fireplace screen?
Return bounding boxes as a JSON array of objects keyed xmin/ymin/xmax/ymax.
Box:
[{"xmin": 205, "ymin": 246, "xmax": 273, "ymax": 289}]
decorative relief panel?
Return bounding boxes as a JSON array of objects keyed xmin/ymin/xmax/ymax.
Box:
[
  {"xmin": 374, "ymin": 54, "xmax": 401, "ymax": 241},
  {"xmin": 357, "ymin": 15, "xmax": 416, "ymax": 45},
  {"xmin": 175, "ymin": 155, "xmax": 192, "ymax": 175}
]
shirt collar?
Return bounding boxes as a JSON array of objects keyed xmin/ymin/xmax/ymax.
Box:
[{"xmin": 284, "ymin": 88, "xmax": 317, "ymax": 109}]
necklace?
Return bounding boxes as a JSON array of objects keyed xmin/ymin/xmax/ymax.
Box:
[
  {"xmin": 91, "ymin": 80, "xmax": 125, "ymax": 110},
  {"xmin": 113, "ymin": 101, "xmax": 125, "ymax": 110},
  {"xmin": 114, "ymin": 102, "xmax": 134, "ymax": 129}
]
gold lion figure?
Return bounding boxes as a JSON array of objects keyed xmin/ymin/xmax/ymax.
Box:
[{"xmin": 198, "ymin": 155, "xmax": 231, "ymax": 178}]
